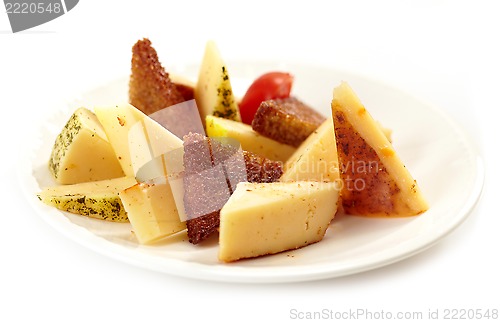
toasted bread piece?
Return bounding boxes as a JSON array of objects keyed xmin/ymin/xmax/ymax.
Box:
[
  {"xmin": 183, "ymin": 134, "xmax": 226, "ymax": 244},
  {"xmin": 243, "ymin": 151, "xmax": 283, "ymax": 183},
  {"xmin": 182, "ymin": 134, "xmax": 283, "ymax": 244},
  {"xmin": 251, "ymin": 97, "xmax": 325, "ymax": 147},
  {"xmin": 173, "ymin": 83, "xmax": 194, "ymax": 101},
  {"xmin": 185, "ymin": 211, "xmax": 220, "ymax": 244},
  {"xmin": 129, "ymin": 38, "xmax": 185, "ymax": 115},
  {"xmin": 169, "ymin": 73, "xmax": 195, "ymax": 101},
  {"xmin": 331, "ymin": 82, "xmax": 428, "ymax": 217}
]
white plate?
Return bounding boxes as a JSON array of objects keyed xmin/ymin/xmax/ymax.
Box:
[{"xmin": 19, "ymin": 61, "xmax": 484, "ymax": 283}]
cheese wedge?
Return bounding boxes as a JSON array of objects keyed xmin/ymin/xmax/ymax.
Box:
[
  {"xmin": 120, "ymin": 182, "xmax": 186, "ymax": 244},
  {"xmin": 94, "ymin": 104, "xmax": 182, "ymax": 177},
  {"xmin": 205, "ymin": 115, "xmax": 295, "ymax": 162},
  {"xmin": 195, "ymin": 41, "xmax": 241, "ymax": 122},
  {"xmin": 49, "ymin": 107, "xmax": 124, "ymax": 184},
  {"xmin": 219, "ymin": 181, "xmax": 339, "ymax": 262},
  {"xmin": 281, "ymin": 117, "xmax": 340, "ymax": 183},
  {"xmin": 331, "ymin": 82, "xmax": 428, "ymax": 217},
  {"xmin": 377, "ymin": 121, "xmax": 393, "ymax": 142},
  {"xmin": 38, "ymin": 177, "xmax": 137, "ymax": 222}
]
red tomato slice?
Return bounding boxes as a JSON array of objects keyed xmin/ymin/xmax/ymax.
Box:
[{"xmin": 239, "ymin": 72, "xmax": 294, "ymax": 124}]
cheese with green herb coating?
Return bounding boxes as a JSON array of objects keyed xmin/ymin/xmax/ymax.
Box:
[
  {"xmin": 49, "ymin": 107, "xmax": 125, "ymax": 184},
  {"xmin": 195, "ymin": 41, "xmax": 241, "ymax": 122},
  {"xmin": 38, "ymin": 177, "xmax": 137, "ymax": 222}
]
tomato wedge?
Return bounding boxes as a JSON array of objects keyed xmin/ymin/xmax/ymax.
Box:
[{"xmin": 239, "ymin": 72, "xmax": 294, "ymax": 124}]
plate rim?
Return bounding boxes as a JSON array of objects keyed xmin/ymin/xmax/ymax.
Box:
[{"xmin": 18, "ymin": 60, "xmax": 485, "ymax": 283}]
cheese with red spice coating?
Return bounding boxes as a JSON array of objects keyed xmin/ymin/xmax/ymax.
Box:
[{"xmin": 331, "ymin": 82, "xmax": 427, "ymax": 216}]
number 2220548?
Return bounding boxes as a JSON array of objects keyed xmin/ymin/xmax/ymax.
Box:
[
  {"xmin": 5, "ymin": 2, "xmax": 62, "ymax": 14},
  {"xmin": 443, "ymin": 309, "xmax": 498, "ymax": 320}
]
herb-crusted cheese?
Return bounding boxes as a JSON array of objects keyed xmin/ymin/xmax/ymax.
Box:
[
  {"xmin": 49, "ymin": 107, "xmax": 124, "ymax": 184},
  {"xmin": 195, "ymin": 41, "xmax": 241, "ymax": 122},
  {"xmin": 38, "ymin": 177, "xmax": 137, "ymax": 222},
  {"xmin": 218, "ymin": 181, "xmax": 339, "ymax": 262},
  {"xmin": 213, "ymin": 66, "xmax": 239, "ymax": 120}
]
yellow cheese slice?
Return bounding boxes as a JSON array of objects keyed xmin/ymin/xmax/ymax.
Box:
[
  {"xmin": 219, "ymin": 181, "xmax": 339, "ymax": 262},
  {"xmin": 281, "ymin": 117, "xmax": 340, "ymax": 183},
  {"xmin": 205, "ymin": 115, "xmax": 295, "ymax": 162},
  {"xmin": 94, "ymin": 104, "xmax": 182, "ymax": 178},
  {"xmin": 120, "ymin": 182, "xmax": 186, "ymax": 244}
]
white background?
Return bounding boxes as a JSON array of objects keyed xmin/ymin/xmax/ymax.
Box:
[{"xmin": 1, "ymin": 1, "xmax": 498, "ymax": 322}]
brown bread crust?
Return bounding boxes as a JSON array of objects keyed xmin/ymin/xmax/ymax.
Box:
[
  {"xmin": 183, "ymin": 135, "xmax": 283, "ymax": 244},
  {"xmin": 243, "ymin": 151, "xmax": 283, "ymax": 183},
  {"xmin": 252, "ymin": 97, "xmax": 325, "ymax": 147},
  {"xmin": 129, "ymin": 38, "xmax": 185, "ymax": 115}
]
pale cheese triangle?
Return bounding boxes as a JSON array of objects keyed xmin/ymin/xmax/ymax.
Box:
[
  {"xmin": 120, "ymin": 182, "xmax": 186, "ymax": 244},
  {"xmin": 219, "ymin": 181, "xmax": 339, "ymax": 262},
  {"xmin": 331, "ymin": 82, "xmax": 428, "ymax": 217},
  {"xmin": 94, "ymin": 104, "xmax": 182, "ymax": 178},
  {"xmin": 280, "ymin": 117, "xmax": 340, "ymax": 183}
]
